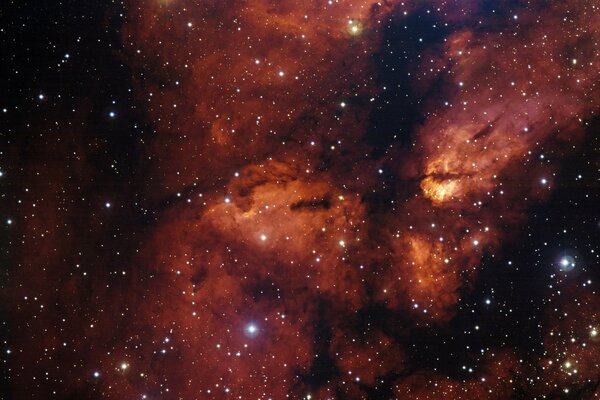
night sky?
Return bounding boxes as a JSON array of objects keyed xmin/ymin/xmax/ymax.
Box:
[{"xmin": 2, "ymin": 0, "xmax": 600, "ymax": 399}]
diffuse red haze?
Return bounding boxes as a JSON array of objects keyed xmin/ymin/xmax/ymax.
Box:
[{"xmin": 6, "ymin": 0, "xmax": 600, "ymax": 398}]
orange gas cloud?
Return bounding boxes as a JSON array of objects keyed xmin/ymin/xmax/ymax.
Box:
[
  {"xmin": 5, "ymin": 0, "xmax": 600, "ymax": 398},
  {"xmin": 110, "ymin": 0, "xmax": 599, "ymax": 396},
  {"xmin": 120, "ymin": 0, "xmax": 388, "ymax": 204}
]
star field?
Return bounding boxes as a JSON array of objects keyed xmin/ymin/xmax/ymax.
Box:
[{"xmin": 1, "ymin": 0, "xmax": 600, "ymax": 399}]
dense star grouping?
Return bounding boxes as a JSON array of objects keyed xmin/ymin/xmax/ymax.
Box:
[{"xmin": 2, "ymin": 0, "xmax": 600, "ymax": 398}]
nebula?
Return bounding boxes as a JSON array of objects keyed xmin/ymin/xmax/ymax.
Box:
[{"xmin": 3, "ymin": 0, "xmax": 600, "ymax": 398}]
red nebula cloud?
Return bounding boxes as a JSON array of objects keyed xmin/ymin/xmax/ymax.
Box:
[
  {"xmin": 393, "ymin": 350, "xmax": 521, "ymax": 399},
  {"xmin": 5, "ymin": 0, "xmax": 600, "ymax": 398},
  {"xmin": 380, "ymin": 0, "xmax": 598, "ymax": 323},
  {"xmin": 95, "ymin": 0, "xmax": 600, "ymax": 396},
  {"xmin": 120, "ymin": 0, "xmax": 384, "ymax": 204}
]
